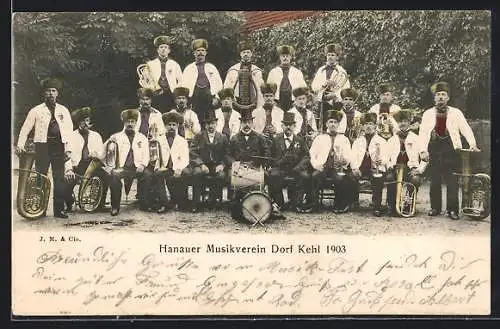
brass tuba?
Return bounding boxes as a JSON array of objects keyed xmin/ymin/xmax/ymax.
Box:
[
  {"xmin": 137, "ymin": 63, "xmax": 159, "ymax": 91},
  {"xmin": 104, "ymin": 139, "xmax": 119, "ymax": 170},
  {"xmin": 78, "ymin": 159, "xmax": 105, "ymax": 212},
  {"xmin": 15, "ymin": 139, "xmax": 51, "ymax": 219},
  {"xmin": 394, "ymin": 164, "xmax": 417, "ymax": 217},
  {"xmin": 454, "ymin": 149, "xmax": 491, "ymax": 220}
]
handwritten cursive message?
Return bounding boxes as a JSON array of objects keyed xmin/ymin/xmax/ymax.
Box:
[{"xmin": 12, "ymin": 232, "xmax": 490, "ymax": 315}]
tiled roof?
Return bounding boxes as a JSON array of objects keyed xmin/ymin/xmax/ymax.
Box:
[{"xmin": 242, "ymin": 11, "xmax": 323, "ymax": 32}]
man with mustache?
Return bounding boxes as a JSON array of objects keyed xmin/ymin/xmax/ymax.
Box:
[
  {"xmin": 252, "ymin": 82, "xmax": 284, "ymax": 140},
  {"xmin": 288, "ymin": 87, "xmax": 318, "ymax": 147},
  {"xmin": 368, "ymin": 83, "xmax": 400, "ymax": 140},
  {"xmin": 142, "ymin": 35, "xmax": 183, "ymax": 112},
  {"xmin": 337, "ymin": 88, "xmax": 363, "ymax": 144},
  {"xmin": 64, "ymin": 107, "xmax": 106, "ymax": 212},
  {"xmin": 104, "ymin": 109, "xmax": 151, "ymax": 216},
  {"xmin": 16, "ymin": 78, "xmax": 74, "ymax": 218},
  {"xmin": 214, "ymin": 88, "xmax": 241, "ymax": 139},
  {"xmin": 168, "ymin": 87, "xmax": 201, "ymax": 143},
  {"xmin": 267, "ymin": 45, "xmax": 307, "ymax": 112},
  {"xmin": 181, "ymin": 39, "xmax": 223, "ymax": 120},
  {"xmin": 419, "ymin": 82, "xmax": 479, "ymax": 220}
]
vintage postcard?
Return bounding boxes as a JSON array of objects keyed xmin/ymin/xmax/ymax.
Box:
[{"xmin": 11, "ymin": 10, "xmax": 491, "ymax": 317}]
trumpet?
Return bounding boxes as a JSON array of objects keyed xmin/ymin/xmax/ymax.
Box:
[
  {"xmin": 183, "ymin": 118, "xmax": 195, "ymax": 141},
  {"xmin": 377, "ymin": 112, "xmax": 392, "ymax": 139},
  {"xmin": 346, "ymin": 114, "xmax": 362, "ymax": 143},
  {"xmin": 334, "ymin": 144, "xmax": 347, "ymax": 176},
  {"xmin": 137, "ymin": 63, "xmax": 159, "ymax": 90},
  {"xmin": 372, "ymin": 142, "xmax": 383, "ymax": 178}
]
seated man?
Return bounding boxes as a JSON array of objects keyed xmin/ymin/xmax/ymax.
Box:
[
  {"xmin": 104, "ymin": 109, "xmax": 151, "ymax": 216},
  {"xmin": 252, "ymin": 82, "xmax": 284, "ymax": 140},
  {"xmin": 386, "ymin": 109, "xmax": 427, "ymax": 216},
  {"xmin": 154, "ymin": 111, "xmax": 192, "ymax": 212},
  {"xmin": 190, "ymin": 111, "xmax": 230, "ymax": 210},
  {"xmin": 288, "ymin": 87, "xmax": 318, "ymax": 148},
  {"xmin": 310, "ymin": 110, "xmax": 355, "ymax": 213},
  {"xmin": 351, "ymin": 112, "xmax": 390, "ymax": 216},
  {"xmin": 268, "ymin": 112, "xmax": 310, "ymax": 212},
  {"xmin": 214, "ymin": 88, "xmax": 241, "ymax": 139},
  {"xmin": 64, "ymin": 107, "xmax": 106, "ymax": 212}
]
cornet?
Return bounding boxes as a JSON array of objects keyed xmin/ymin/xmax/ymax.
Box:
[
  {"xmin": 183, "ymin": 118, "xmax": 195, "ymax": 141},
  {"xmin": 377, "ymin": 113, "xmax": 392, "ymax": 139},
  {"xmin": 372, "ymin": 142, "xmax": 383, "ymax": 178}
]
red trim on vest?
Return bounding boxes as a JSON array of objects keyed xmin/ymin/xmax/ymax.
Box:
[{"xmin": 435, "ymin": 112, "xmax": 447, "ymax": 136}]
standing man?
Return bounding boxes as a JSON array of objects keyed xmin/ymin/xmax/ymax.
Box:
[
  {"xmin": 190, "ymin": 111, "xmax": 230, "ymax": 210},
  {"xmin": 253, "ymin": 82, "xmax": 284, "ymax": 139},
  {"xmin": 288, "ymin": 87, "xmax": 318, "ymax": 144},
  {"xmin": 214, "ymin": 88, "xmax": 241, "ymax": 139},
  {"xmin": 268, "ymin": 112, "xmax": 310, "ymax": 212},
  {"xmin": 311, "ymin": 43, "xmax": 351, "ymax": 107},
  {"xmin": 181, "ymin": 38, "xmax": 223, "ymax": 120},
  {"xmin": 168, "ymin": 86, "xmax": 201, "ymax": 143},
  {"xmin": 267, "ymin": 45, "xmax": 307, "ymax": 112},
  {"xmin": 368, "ymin": 83, "xmax": 400, "ymax": 140},
  {"xmin": 224, "ymin": 39, "xmax": 264, "ymax": 111},
  {"xmin": 419, "ymin": 82, "xmax": 479, "ymax": 220},
  {"xmin": 140, "ymin": 35, "xmax": 183, "ymax": 112},
  {"xmin": 104, "ymin": 110, "xmax": 151, "ymax": 216},
  {"xmin": 16, "ymin": 78, "xmax": 74, "ymax": 218},
  {"xmin": 337, "ymin": 88, "xmax": 363, "ymax": 144},
  {"xmin": 64, "ymin": 107, "xmax": 106, "ymax": 212}
]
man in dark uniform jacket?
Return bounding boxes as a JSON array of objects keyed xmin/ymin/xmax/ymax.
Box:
[
  {"xmin": 268, "ymin": 111, "xmax": 310, "ymax": 212},
  {"xmin": 190, "ymin": 111, "xmax": 230, "ymax": 210}
]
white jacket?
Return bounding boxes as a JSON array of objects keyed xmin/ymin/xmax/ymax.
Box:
[
  {"xmin": 288, "ymin": 107, "xmax": 318, "ymax": 135},
  {"xmin": 253, "ymin": 106, "xmax": 284, "ymax": 135},
  {"xmin": 105, "ymin": 131, "xmax": 150, "ymax": 169},
  {"xmin": 338, "ymin": 109, "xmax": 363, "ymax": 134},
  {"xmin": 135, "ymin": 108, "xmax": 166, "ymax": 137},
  {"xmin": 419, "ymin": 106, "xmax": 477, "ymax": 152},
  {"xmin": 157, "ymin": 134, "xmax": 189, "ymax": 171},
  {"xmin": 66, "ymin": 130, "xmax": 105, "ymax": 171},
  {"xmin": 215, "ymin": 108, "xmax": 241, "ymax": 138},
  {"xmin": 168, "ymin": 108, "xmax": 201, "ymax": 137},
  {"xmin": 266, "ymin": 66, "xmax": 307, "ymax": 100},
  {"xmin": 309, "ymin": 133, "xmax": 352, "ymax": 171},
  {"xmin": 224, "ymin": 62, "xmax": 265, "ymax": 107},
  {"xmin": 387, "ymin": 131, "xmax": 427, "ymax": 172},
  {"xmin": 351, "ymin": 134, "xmax": 390, "ymax": 171},
  {"xmin": 311, "ymin": 64, "xmax": 351, "ymax": 101},
  {"xmin": 17, "ymin": 103, "xmax": 73, "ymax": 149},
  {"xmin": 181, "ymin": 62, "xmax": 223, "ymax": 97},
  {"xmin": 144, "ymin": 58, "xmax": 183, "ymax": 93}
]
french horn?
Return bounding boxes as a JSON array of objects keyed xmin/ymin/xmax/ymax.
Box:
[
  {"xmin": 15, "ymin": 139, "xmax": 51, "ymax": 219},
  {"xmin": 137, "ymin": 63, "xmax": 159, "ymax": 91}
]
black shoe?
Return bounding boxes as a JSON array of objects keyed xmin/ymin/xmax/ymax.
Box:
[
  {"xmin": 190, "ymin": 206, "xmax": 199, "ymax": 213},
  {"xmin": 110, "ymin": 208, "xmax": 119, "ymax": 216},
  {"xmin": 373, "ymin": 210, "xmax": 382, "ymax": 217},
  {"xmin": 334, "ymin": 205, "xmax": 349, "ymax": 214},
  {"xmin": 54, "ymin": 211, "xmax": 68, "ymax": 219},
  {"xmin": 65, "ymin": 203, "xmax": 74, "ymax": 213},
  {"xmin": 448, "ymin": 211, "xmax": 460, "ymax": 220},
  {"xmin": 157, "ymin": 206, "xmax": 168, "ymax": 214},
  {"xmin": 428, "ymin": 209, "xmax": 440, "ymax": 216}
]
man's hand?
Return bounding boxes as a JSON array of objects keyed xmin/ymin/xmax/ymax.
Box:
[
  {"xmin": 136, "ymin": 165, "xmax": 145, "ymax": 173},
  {"xmin": 352, "ymin": 168, "xmax": 361, "ymax": 177},
  {"xmin": 323, "ymin": 90, "xmax": 336, "ymax": 101},
  {"xmin": 153, "ymin": 89, "xmax": 163, "ymax": 96},
  {"xmin": 470, "ymin": 146, "xmax": 480, "ymax": 152},
  {"xmin": 64, "ymin": 150, "xmax": 72, "ymax": 161},
  {"xmin": 419, "ymin": 151, "xmax": 429, "ymax": 162},
  {"xmin": 200, "ymin": 164, "xmax": 210, "ymax": 174},
  {"xmin": 65, "ymin": 169, "xmax": 76, "ymax": 183},
  {"xmin": 375, "ymin": 158, "xmax": 382, "ymax": 166},
  {"xmin": 215, "ymin": 164, "xmax": 225, "ymax": 173},
  {"xmin": 15, "ymin": 145, "xmax": 25, "ymax": 155},
  {"xmin": 174, "ymin": 169, "xmax": 182, "ymax": 178}
]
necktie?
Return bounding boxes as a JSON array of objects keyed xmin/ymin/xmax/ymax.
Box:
[
  {"xmin": 325, "ymin": 65, "xmax": 335, "ymax": 80},
  {"xmin": 298, "ymin": 108, "xmax": 307, "ymax": 135},
  {"xmin": 124, "ymin": 133, "xmax": 135, "ymax": 168},
  {"xmin": 81, "ymin": 132, "xmax": 89, "ymax": 161},
  {"xmin": 139, "ymin": 111, "xmax": 150, "ymax": 137},
  {"xmin": 160, "ymin": 59, "xmax": 167, "ymax": 80},
  {"xmin": 280, "ymin": 66, "xmax": 292, "ymax": 91},
  {"xmin": 285, "ymin": 137, "xmax": 292, "ymax": 149},
  {"xmin": 265, "ymin": 112, "xmax": 272, "ymax": 126},
  {"xmin": 222, "ymin": 113, "xmax": 230, "ymax": 137},
  {"xmin": 166, "ymin": 135, "xmax": 174, "ymax": 170},
  {"xmin": 196, "ymin": 62, "xmax": 210, "ymax": 88},
  {"xmin": 177, "ymin": 113, "xmax": 185, "ymax": 137}
]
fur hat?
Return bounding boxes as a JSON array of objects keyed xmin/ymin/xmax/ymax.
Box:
[
  {"xmin": 41, "ymin": 78, "xmax": 62, "ymax": 91},
  {"xmin": 218, "ymin": 88, "xmax": 235, "ymax": 100},
  {"xmin": 340, "ymin": 88, "xmax": 359, "ymax": 100},
  {"xmin": 173, "ymin": 87, "xmax": 190, "ymax": 98},
  {"xmin": 192, "ymin": 38, "xmax": 208, "ymax": 51},
  {"xmin": 360, "ymin": 112, "xmax": 378, "ymax": 125},
  {"xmin": 239, "ymin": 108, "xmax": 254, "ymax": 121},
  {"xmin": 238, "ymin": 39, "xmax": 253, "ymax": 53},
  {"xmin": 277, "ymin": 45, "xmax": 295, "ymax": 56},
  {"xmin": 201, "ymin": 110, "xmax": 218, "ymax": 124},
  {"xmin": 392, "ymin": 109, "xmax": 413, "ymax": 123},
  {"xmin": 162, "ymin": 111, "xmax": 183, "ymax": 125},
  {"xmin": 325, "ymin": 110, "xmax": 344, "ymax": 123},
  {"xmin": 71, "ymin": 107, "xmax": 92, "ymax": 123},
  {"xmin": 376, "ymin": 83, "xmax": 394, "ymax": 95},
  {"xmin": 324, "ymin": 43, "xmax": 342, "ymax": 56},
  {"xmin": 282, "ymin": 111, "xmax": 296, "ymax": 124},
  {"xmin": 121, "ymin": 109, "xmax": 139, "ymax": 122},
  {"xmin": 260, "ymin": 82, "xmax": 277, "ymax": 95},
  {"xmin": 430, "ymin": 82, "xmax": 449, "ymax": 94},
  {"xmin": 137, "ymin": 87, "xmax": 154, "ymax": 99},
  {"xmin": 292, "ymin": 87, "xmax": 309, "ymax": 98},
  {"xmin": 153, "ymin": 35, "xmax": 171, "ymax": 48}
]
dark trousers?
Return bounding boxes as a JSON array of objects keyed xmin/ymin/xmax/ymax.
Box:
[
  {"xmin": 191, "ymin": 165, "xmax": 228, "ymax": 205},
  {"xmin": 156, "ymin": 167, "xmax": 193, "ymax": 208},
  {"xmin": 109, "ymin": 167, "xmax": 153, "ymax": 210},
  {"xmin": 191, "ymin": 86, "xmax": 213, "ymax": 119},
  {"xmin": 65, "ymin": 159, "xmax": 108, "ymax": 209},
  {"xmin": 386, "ymin": 166, "xmax": 421, "ymax": 211},
  {"xmin": 268, "ymin": 167, "xmax": 300, "ymax": 208},
  {"xmin": 429, "ymin": 137, "xmax": 459, "ymax": 213},
  {"xmin": 35, "ymin": 141, "xmax": 66, "ymax": 214},
  {"xmin": 312, "ymin": 168, "xmax": 358, "ymax": 209},
  {"xmin": 153, "ymin": 89, "xmax": 175, "ymax": 113}
]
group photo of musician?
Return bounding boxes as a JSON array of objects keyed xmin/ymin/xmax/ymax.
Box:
[{"xmin": 12, "ymin": 11, "xmax": 491, "ymax": 230}]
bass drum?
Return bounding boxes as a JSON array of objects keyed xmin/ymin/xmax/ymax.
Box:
[{"xmin": 240, "ymin": 191, "xmax": 273, "ymax": 225}]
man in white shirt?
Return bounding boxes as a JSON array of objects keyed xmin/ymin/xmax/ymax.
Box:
[
  {"xmin": 338, "ymin": 88, "xmax": 363, "ymax": 144},
  {"xmin": 142, "ymin": 35, "xmax": 183, "ymax": 112},
  {"xmin": 181, "ymin": 39, "xmax": 223, "ymax": 120},
  {"xmin": 252, "ymin": 82, "xmax": 284, "ymax": 140},
  {"xmin": 168, "ymin": 87, "xmax": 201, "ymax": 143},
  {"xmin": 368, "ymin": 83, "xmax": 400, "ymax": 140},
  {"xmin": 214, "ymin": 88, "xmax": 241, "ymax": 139},
  {"xmin": 267, "ymin": 45, "xmax": 307, "ymax": 112},
  {"xmin": 16, "ymin": 78, "xmax": 74, "ymax": 218},
  {"xmin": 419, "ymin": 82, "xmax": 479, "ymax": 220},
  {"xmin": 288, "ymin": 87, "xmax": 318, "ymax": 147},
  {"xmin": 104, "ymin": 109, "xmax": 151, "ymax": 216},
  {"xmin": 64, "ymin": 107, "xmax": 106, "ymax": 212}
]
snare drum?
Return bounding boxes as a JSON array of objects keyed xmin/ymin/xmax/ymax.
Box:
[
  {"xmin": 230, "ymin": 161, "xmax": 265, "ymax": 189},
  {"xmin": 240, "ymin": 191, "xmax": 272, "ymax": 225}
]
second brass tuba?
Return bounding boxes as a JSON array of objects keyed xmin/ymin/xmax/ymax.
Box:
[
  {"xmin": 394, "ymin": 164, "xmax": 417, "ymax": 217},
  {"xmin": 78, "ymin": 159, "xmax": 105, "ymax": 212}
]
